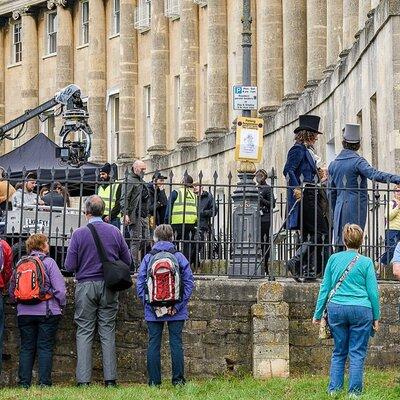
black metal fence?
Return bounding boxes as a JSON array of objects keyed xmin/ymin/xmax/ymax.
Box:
[{"xmin": 1, "ymin": 167, "xmax": 398, "ymax": 281}]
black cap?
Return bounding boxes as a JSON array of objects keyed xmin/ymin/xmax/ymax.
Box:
[
  {"xmin": 153, "ymin": 171, "xmax": 167, "ymax": 181},
  {"xmin": 294, "ymin": 115, "xmax": 322, "ymax": 134},
  {"xmin": 100, "ymin": 163, "xmax": 111, "ymax": 174}
]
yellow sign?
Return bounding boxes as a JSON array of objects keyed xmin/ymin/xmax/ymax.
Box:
[{"xmin": 235, "ymin": 117, "xmax": 264, "ymax": 162}]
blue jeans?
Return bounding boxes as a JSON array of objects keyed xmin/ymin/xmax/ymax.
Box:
[
  {"xmin": 147, "ymin": 320, "xmax": 185, "ymax": 386},
  {"xmin": 380, "ymin": 229, "xmax": 400, "ymax": 265},
  {"xmin": 0, "ymin": 295, "xmax": 4, "ymax": 375},
  {"xmin": 327, "ymin": 304, "xmax": 373, "ymax": 395},
  {"xmin": 18, "ymin": 315, "xmax": 60, "ymax": 387}
]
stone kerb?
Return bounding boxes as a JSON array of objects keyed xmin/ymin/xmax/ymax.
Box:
[{"xmin": 252, "ymin": 281, "xmax": 290, "ymax": 379}]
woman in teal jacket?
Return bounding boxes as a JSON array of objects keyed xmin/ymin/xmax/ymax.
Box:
[{"xmin": 313, "ymin": 224, "xmax": 380, "ymax": 397}]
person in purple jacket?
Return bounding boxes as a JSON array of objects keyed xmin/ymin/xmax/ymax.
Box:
[
  {"xmin": 137, "ymin": 224, "xmax": 194, "ymax": 386},
  {"xmin": 65, "ymin": 195, "xmax": 131, "ymax": 387},
  {"xmin": 9, "ymin": 233, "xmax": 66, "ymax": 388}
]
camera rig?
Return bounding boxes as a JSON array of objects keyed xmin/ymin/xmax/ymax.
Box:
[{"xmin": 0, "ymin": 84, "xmax": 93, "ymax": 167}]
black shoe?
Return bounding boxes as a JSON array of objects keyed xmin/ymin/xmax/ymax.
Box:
[
  {"xmin": 172, "ymin": 379, "xmax": 186, "ymax": 387},
  {"xmin": 39, "ymin": 383, "xmax": 52, "ymax": 388},
  {"xmin": 18, "ymin": 383, "xmax": 30, "ymax": 389},
  {"xmin": 105, "ymin": 380, "xmax": 117, "ymax": 388},
  {"xmin": 77, "ymin": 382, "xmax": 90, "ymax": 387}
]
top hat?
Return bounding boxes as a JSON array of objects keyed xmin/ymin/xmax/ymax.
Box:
[
  {"xmin": 294, "ymin": 115, "xmax": 322, "ymax": 134},
  {"xmin": 342, "ymin": 123, "xmax": 361, "ymax": 143}
]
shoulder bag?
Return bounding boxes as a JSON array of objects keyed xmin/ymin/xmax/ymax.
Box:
[{"xmin": 87, "ymin": 223, "xmax": 133, "ymax": 292}]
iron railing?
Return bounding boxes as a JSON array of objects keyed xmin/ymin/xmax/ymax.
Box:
[{"xmin": 1, "ymin": 167, "xmax": 398, "ymax": 281}]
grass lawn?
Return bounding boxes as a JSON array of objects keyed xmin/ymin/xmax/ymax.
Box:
[{"xmin": 1, "ymin": 369, "xmax": 398, "ymax": 400}]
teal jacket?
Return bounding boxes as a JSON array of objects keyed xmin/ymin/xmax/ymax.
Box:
[{"xmin": 314, "ymin": 250, "xmax": 380, "ymax": 321}]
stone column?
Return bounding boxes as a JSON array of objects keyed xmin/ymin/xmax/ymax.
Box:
[
  {"xmin": 0, "ymin": 24, "xmax": 4, "ymax": 154},
  {"xmin": 306, "ymin": 0, "xmax": 327, "ymax": 87},
  {"xmin": 148, "ymin": 0, "xmax": 169, "ymax": 154},
  {"xmin": 252, "ymin": 282, "xmax": 289, "ymax": 378},
  {"xmin": 14, "ymin": 7, "xmax": 39, "ymax": 141},
  {"xmin": 282, "ymin": 0, "xmax": 307, "ymax": 101},
  {"xmin": 178, "ymin": 0, "xmax": 198, "ymax": 145},
  {"xmin": 119, "ymin": 0, "xmax": 137, "ymax": 163},
  {"xmin": 257, "ymin": 0, "xmax": 283, "ymax": 114},
  {"xmin": 342, "ymin": 0, "xmax": 358, "ymax": 51},
  {"xmin": 326, "ymin": 0, "xmax": 343, "ymax": 70},
  {"xmin": 88, "ymin": 0, "xmax": 106, "ymax": 163},
  {"xmin": 205, "ymin": 0, "xmax": 228, "ymax": 138},
  {"xmin": 358, "ymin": 0, "xmax": 370, "ymax": 32},
  {"xmin": 48, "ymin": 0, "xmax": 73, "ymax": 138}
]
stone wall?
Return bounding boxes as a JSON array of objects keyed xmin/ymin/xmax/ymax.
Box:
[
  {"xmin": 253, "ymin": 280, "xmax": 400, "ymax": 377},
  {"xmin": 2, "ymin": 277, "xmax": 399, "ymax": 385},
  {"xmin": 1, "ymin": 277, "xmax": 260, "ymax": 385}
]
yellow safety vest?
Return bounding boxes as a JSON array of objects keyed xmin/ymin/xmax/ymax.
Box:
[
  {"xmin": 171, "ymin": 187, "xmax": 198, "ymax": 224},
  {"xmin": 97, "ymin": 183, "xmax": 121, "ymax": 217}
]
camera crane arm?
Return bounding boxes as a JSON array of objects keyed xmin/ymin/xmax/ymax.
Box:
[
  {"xmin": 0, "ymin": 98, "xmax": 59, "ymax": 140},
  {"xmin": 0, "ymin": 84, "xmax": 92, "ymax": 167}
]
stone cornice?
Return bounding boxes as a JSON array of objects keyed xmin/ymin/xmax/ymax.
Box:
[{"xmin": 0, "ymin": 1, "xmax": 45, "ymax": 17}]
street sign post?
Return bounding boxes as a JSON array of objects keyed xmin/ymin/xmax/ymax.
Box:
[
  {"xmin": 233, "ymin": 85, "xmax": 258, "ymax": 111},
  {"xmin": 234, "ymin": 116, "xmax": 263, "ymax": 162}
]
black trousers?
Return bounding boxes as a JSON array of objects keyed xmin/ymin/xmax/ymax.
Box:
[
  {"xmin": 300, "ymin": 186, "xmax": 331, "ymax": 277},
  {"xmin": 18, "ymin": 315, "xmax": 61, "ymax": 387},
  {"xmin": 261, "ymin": 216, "xmax": 272, "ymax": 273},
  {"xmin": 171, "ymin": 224, "xmax": 197, "ymax": 265}
]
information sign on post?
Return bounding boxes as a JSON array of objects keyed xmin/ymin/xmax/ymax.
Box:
[
  {"xmin": 233, "ymin": 85, "xmax": 258, "ymax": 110},
  {"xmin": 234, "ymin": 117, "xmax": 263, "ymax": 162}
]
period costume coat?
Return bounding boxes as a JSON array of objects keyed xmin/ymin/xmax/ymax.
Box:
[{"xmin": 328, "ymin": 149, "xmax": 400, "ymax": 245}]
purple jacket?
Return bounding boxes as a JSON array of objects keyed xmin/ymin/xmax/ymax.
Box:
[
  {"xmin": 65, "ymin": 218, "xmax": 132, "ymax": 282},
  {"xmin": 9, "ymin": 251, "xmax": 67, "ymax": 316},
  {"xmin": 137, "ymin": 241, "xmax": 194, "ymax": 322}
]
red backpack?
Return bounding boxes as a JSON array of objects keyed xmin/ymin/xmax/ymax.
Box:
[
  {"xmin": 146, "ymin": 249, "xmax": 182, "ymax": 306},
  {"xmin": 13, "ymin": 256, "xmax": 52, "ymax": 304}
]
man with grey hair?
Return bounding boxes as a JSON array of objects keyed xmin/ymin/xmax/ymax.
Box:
[
  {"xmin": 119, "ymin": 160, "xmax": 150, "ymax": 270},
  {"xmin": 65, "ymin": 195, "xmax": 131, "ymax": 387}
]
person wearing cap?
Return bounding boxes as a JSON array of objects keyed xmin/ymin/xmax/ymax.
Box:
[
  {"xmin": 255, "ymin": 169, "xmax": 275, "ymax": 273},
  {"xmin": 329, "ymin": 123, "xmax": 400, "ymax": 248},
  {"xmin": 165, "ymin": 174, "xmax": 198, "ymax": 265},
  {"xmin": 97, "ymin": 163, "xmax": 122, "ymax": 229},
  {"xmin": 283, "ymin": 115, "xmax": 331, "ymax": 281},
  {"xmin": 193, "ymin": 182, "xmax": 219, "ymax": 265},
  {"xmin": 148, "ymin": 171, "xmax": 168, "ymax": 232}
]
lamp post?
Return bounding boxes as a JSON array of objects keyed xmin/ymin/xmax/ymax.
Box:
[{"xmin": 229, "ymin": 3, "xmax": 263, "ymax": 277}]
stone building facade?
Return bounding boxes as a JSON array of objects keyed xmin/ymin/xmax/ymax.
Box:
[{"xmin": 0, "ymin": 0, "xmax": 397, "ymax": 183}]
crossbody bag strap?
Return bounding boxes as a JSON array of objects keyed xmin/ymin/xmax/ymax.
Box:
[
  {"xmin": 326, "ymin": 254, "xmax": 360, "ymax": 306},
  {"xmin": 87, "ymin": 223, "xmax": 109, "ymax": 264}
]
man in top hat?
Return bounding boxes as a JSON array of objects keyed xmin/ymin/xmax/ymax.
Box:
[
  {"xmin": 329, "ymin": 123, "xmax": 400, "ymax": 247},
  {"xmin": 97, "ymin": 162, "xmax": 122, "ymax": 228},
  {"xmin": 283, "ymin": 115, "xmax": 331, "ymax": 281}
]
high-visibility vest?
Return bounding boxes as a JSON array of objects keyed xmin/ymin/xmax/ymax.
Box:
[
  {"xmin": 171, "ymin": 187, "xmax": 198, "ymax": 224},
  {"xmin": 97, "ymin": 183, "xmax": 121, "ymax": 217}
]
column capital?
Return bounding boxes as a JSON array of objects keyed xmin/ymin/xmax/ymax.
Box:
[
  {"xmin": 12, "ymin": 6, "xmax": 32, "ymax": 20},
  {"xmin": 47, "ymin": 0, "xmax": 69, "ymax": 10}
]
